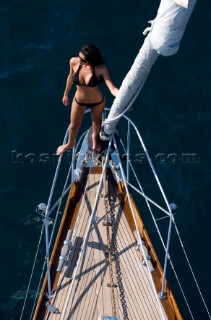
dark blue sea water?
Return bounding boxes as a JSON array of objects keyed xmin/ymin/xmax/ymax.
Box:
[{"xmin": 1, "ymin": 0, "xmax": 211, "ymax": 319}]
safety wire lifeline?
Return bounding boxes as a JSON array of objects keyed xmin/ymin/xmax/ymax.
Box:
[
  {"xmin": 36, "ymin": 152, "xmax": 75, "ymax": 316},
  {"xmin": 61, "ymin": 137, "xmax": 113, "ymax": 320},
  {"xmin": 112, "ymin": 135, "xmax": 166, "ymax": 320},
  {"xmin": 173, "ymin": 223, "xmax": 211, "ymax": 319},
  {"xmin": 20, "ymin": 128, "xmax": 68, "ymax": 320},
  {"xmin": 48, "ymin": 166, "xmax": 92, "ymax": 309},
  {"xmin": 21, "ymin": 127, "xmax": 85, "ymax": 320},
  {"xmin": 29, "ymin": 170, "xmax": 74, "ymax": 319},
  {"xmin": 118, "ymin": 115, "xmax": 176, "ymax": 301},
  {"xmin": 119, "ymin": 115, "xmax": 210, "ymax": 319},
  {"xmin": 119, "ymin": 137, "xmax": 195, "ymax": 319},
  {"xmin": 47, "ymin": 132, "xmax": 89, "ymax": 246},
  {"xmin": 29, "ymin": 178, "xmax": 75, "ymax": 318},
  {"xmin": 114, "ymin": 116, "xmax": 175, "ymax": 303},
  {"xmin": 29, "ymin": 131, "xmax": 90, "ymax": 319},
  {"xmin": 19, "ymin": 224, "xmax": 45, "ymax": 320},
  {"xmin": 21, "ymin": 112, "xmax": 96, "ymax": 319},
  {"xmin": 43, "ymin": 130, "xmax": 88, "ymax": 220}
]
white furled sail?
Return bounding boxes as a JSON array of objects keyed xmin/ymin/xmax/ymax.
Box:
[{"xmin": 102, "ymin": 0, "xmax": 197, "ymax": 138}]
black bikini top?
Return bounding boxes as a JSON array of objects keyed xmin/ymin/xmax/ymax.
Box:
[{"xmin": 72, "ymin": 65, "xmax": 101, "ymax": 87}]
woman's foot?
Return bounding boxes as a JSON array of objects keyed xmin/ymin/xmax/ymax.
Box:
[
  {"xmin": 92, "ymin": 137, "xmax": 101, "ymax": 154},
  {"xmin": 56, "ymin": 143, "xmax": 72, "ymax": 155}
]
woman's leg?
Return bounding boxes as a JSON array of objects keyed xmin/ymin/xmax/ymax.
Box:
[
  {"xmin": 56, "ymin": 99, "xmax": 86, "ymax": 155},
  {"xmin": 90, "ymin": 98, "xmax": 106, "ymax": 153}
]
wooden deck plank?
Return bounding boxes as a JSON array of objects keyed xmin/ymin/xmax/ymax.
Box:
[
  {"xmin": 117, "ymin": 212, "xmax": 164, "ymax": 320},
  {"xmin": 109, "ymin": 214, "xmax": 140, "ymax": 320},
  {"xmin": 107, "ymin": 179, "xmax": 167, "ymax": 320},
  {"xmin": 47, "ymin": 175, "xmax": 94, "ymax": 319},
  {"xmin": 78, "ymin": 176, "xmax": 105, "ymax": 320},
  {"xmin": 90, "ymin": 198, "xmax": 108, "ymax": 319},
  {"xmin": 109, "ymin": 198, "xmax": 152, "ymax": 320},
  {"xmin": 64, "ymin": 173, "xmax": 109, "ymax": 319},
  {"xmin": 46, "ymin": 173, "xmax": 168, "ymax": 320},
  {"xmin": 119, "ymin": 212, "xmax": 158, "ymax": 311},
  {"xmin": 122, "ymin": 213, "xmax": 166, "ymax": 318},
  {"xmin": 66, "ymin": 176, "xmax": 97, "ymax": 318}
]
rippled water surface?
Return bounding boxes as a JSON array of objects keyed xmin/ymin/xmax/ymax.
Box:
[{"xmin": 1, "ymin": 1, "xmax": 211, "ymax": 319}]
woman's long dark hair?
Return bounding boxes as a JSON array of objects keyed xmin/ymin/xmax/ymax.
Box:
[{"xmin": 80, "ymin": 44, "xmax": 105, "ymax": 66}]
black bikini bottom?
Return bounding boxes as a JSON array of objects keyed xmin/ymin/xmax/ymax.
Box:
[{"xmin": 75, "ymin": 96, "xmax": 104, "ymax": 108}]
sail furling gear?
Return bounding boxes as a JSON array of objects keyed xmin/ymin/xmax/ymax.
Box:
[{"xmin": 101, "ymin": 0, "xmax": 197, "ymax": 139}]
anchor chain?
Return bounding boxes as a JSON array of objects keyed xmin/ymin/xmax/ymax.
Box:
[
  {"xmin": 104, "ymin": 181, "xmax": 129, "ymax": 320},
  {"xmin": 104, "ymin": 189, "xmax": 117, "ymax": 317}
]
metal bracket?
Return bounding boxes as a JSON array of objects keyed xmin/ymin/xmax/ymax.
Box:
[
  {"xmin": 93, "ymin": 216, "xmax": 101, "ymax": 223},
  {"xmin": 59, "ymin": 255, "xmax": 68, "ymax": 262},
  {"xmin": 46, "ymin": 302, "xmax": 60, "ymax": 314},
  {"xmin": 158, "ymin": 292, "xmax": 167, "ymax": 300},
  {"xmin": 63, "ymin": 239, "xmax": 72, "ymax": 246}
]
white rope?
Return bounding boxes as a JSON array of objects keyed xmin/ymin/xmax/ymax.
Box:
[
  {"xmin": 46, "ymin": 183, "xmax": 72, "ymax": 217},
  {"xmin": 127, "ymin": 182, "xmax": 170, "ymax": 215},
  {"xmin": 173, "ymin": 221, "xmax": 211, "ymax": 319},
  {"xmin": 19, "ymin": 224, "xmax": 45, "ymax": 320},
  {"xmin": 168, "ymin": 254, "xmax": 195, "ymax": 319},
  {"xmin": 112, "ymin": 135, "xmax": 167, "ymax": 320},
  {"xmin": 30, "ymin": 255, "xmax": 46, "ymax": 319}
]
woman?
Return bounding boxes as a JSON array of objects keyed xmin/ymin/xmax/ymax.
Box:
[{"xmin": 56, "ymin": 44, "xmax": 118, "ymax": 155}]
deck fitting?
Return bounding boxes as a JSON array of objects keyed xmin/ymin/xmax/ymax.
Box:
[
  {"xmin": 158, "ymin": 292, "xmax": 167, "ymax": 300},
  {"xmin": 46, "ymin": 302, "xmax": 60, "ymax": 314},
  {"xmin": 107, "ymin": 283, "xmax": 118, "ymax": 288},
  {"xmin": 102, "ymin": 221, "xmax": 112, "ymax": 226}
]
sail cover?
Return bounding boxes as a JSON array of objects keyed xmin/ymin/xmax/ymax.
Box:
[{"xmin": 103, "ymin": 0, "xmax": 197, "ymax": 137}]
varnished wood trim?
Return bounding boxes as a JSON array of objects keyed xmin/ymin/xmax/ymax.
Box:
[{"xmin": 90, "ymin": 167, "xmax": 102, "ymax": 174}]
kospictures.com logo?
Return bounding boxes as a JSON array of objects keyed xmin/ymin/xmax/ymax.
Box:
[{"xmin": 11, "ymin": 150, "xmax": 200, "ymax": 165}]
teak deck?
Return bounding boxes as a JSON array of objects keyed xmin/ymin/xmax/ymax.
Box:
[{"xmin": 34, "ymin": 168, "xmax": 182, "ymax": 320}]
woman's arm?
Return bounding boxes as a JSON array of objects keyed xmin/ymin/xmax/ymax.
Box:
[
  {"xmin": 62, "ymin": 58, "xmax": 75, "ymax": 106},
  {"xmin": 100, "ymin": 66, "xmax": 119, "ymax": 97}
]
